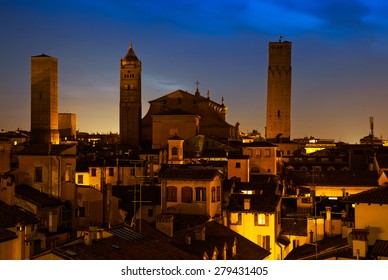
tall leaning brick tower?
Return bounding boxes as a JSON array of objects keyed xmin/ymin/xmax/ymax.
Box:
[
  {"xmin": 120, "ymin": 42, "xmax": 142, "ymax": 147},
  {"xmin": 265, "ymin": 39, "xmax": 292, "ymax": 141},
  {"xmin": 30, "ymin": 54, "xmax": 60, "ymax": 145}
]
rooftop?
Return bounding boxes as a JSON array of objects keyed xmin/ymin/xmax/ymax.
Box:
[
  {"xmin": 47, "ymin": 223, "xmax": 198, "ymax": 260},
  {"xmin": 346, "ymin": 186, "xmax": 388, "ymax": 204},
  {"xmin": 15, "ymin": 184, "xmax": 64, "ymax": 208},
  {"xmin": 159, "ymin": 166, "xmax": 219, "ymax": 180},
  {"xmin": 173, "ymin": 221, "xmax": 270, "ymax": 260},
  {"xmin": 0, "ymin": 200, "xmax": 40, "ymax": 228}
]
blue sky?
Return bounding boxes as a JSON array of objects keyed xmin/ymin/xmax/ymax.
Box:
[{"xmin": 1, "ymin": 0, "xmax": 388, "ymax": 143}]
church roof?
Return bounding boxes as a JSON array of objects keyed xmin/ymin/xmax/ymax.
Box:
[
  {"xmin": 122, "ymin": 43, "xmax": 140, "ymax": 64},
  {"xmin": 32, "ymin": 53, "xmax": 52, "ymax": 58},
  {"xmin": 149, "ymin": 89, "xmax": 224, "ymax": 108},
  {"xmin": 149, "ymin": 89, "xmax": 197, "ymax": 103},
  {"xmin": 168, "ymin": 134, "xmax": 184, "ymax": 140}
]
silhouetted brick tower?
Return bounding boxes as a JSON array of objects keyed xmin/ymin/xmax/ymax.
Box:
[
  {"xmin": 120, "ymin": 43, "xmax": 142, "ymax": 147},
  {"xmin": 265, "ymin": 39, "xmax": 292, "ymax": 141},
  {"xmin": 30, "ymin": 54, "xmax": 60, "ymax": 145}
]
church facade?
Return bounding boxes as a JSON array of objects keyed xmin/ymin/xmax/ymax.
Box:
[{"xmin": 141, "ymin": 88, "xmax": 239, "ymax": 149}]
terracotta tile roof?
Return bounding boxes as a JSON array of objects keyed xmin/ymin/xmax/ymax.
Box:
[
  {"xmin": 227, "ymin": 193, "xmax": 281, "ymax": 213},
  {"xmin": 370, "ymin": 240, "xmax": 388, "ymax": 257},
  {"xmin": 346, "ymin": 186, "xmax": 388, "ymax": 204},
  {"xmin": 159, "ymin": 167, "xmax": 219, "ymax": 180},
  {"xmin": 281, "ymin": 218, "xmax": 307, "ymax": 236},
  {"xmin": 0, "ymin": 227, "xmax": 17, "ymax": 243},
  {"xmin": 50, "ymin": 223, "xmax": 199, "ymax": 260},
  {"xmin": 285, "ymin": 235, "xmax": 349, "ymax": 260},
  {"xmin": 15, "ymin": 184, "xmax": 64, "ymax": 208},
  {"xmin": 0, "ymin": 200, "xmax": 40, "ymax": 228},
  {"xmin": 173, "ymin": 221, "xmax": 270, "ymax": 260}
]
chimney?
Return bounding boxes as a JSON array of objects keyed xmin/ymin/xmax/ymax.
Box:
[
  {"xmin": 103, "ymin": 183, "xmax": 112, "ymax": 228},
  {"xmin": 185, "ymin": 234, "xmax": 192, "ymax": 245},
  {"xmin": 156, "ymin": 215, "xmax": 174, "ymax": 237},
  {"xmin": 325, "ymin": 206, "xmax": 332, "ymax": 237},
  {"xmin": 244, "ymin": 198, "xmax": 251, "ymax": 210},
  {"xmin": 194, "ymin": 226, "xmax": 206, "ymax": 241},
  {"xmin": 352, "ymin": 229, "xmax": 369, "ymax": 258},
  {"xmin": 84, "ymin": 231, "xmax": 93, "ymax": 245}
]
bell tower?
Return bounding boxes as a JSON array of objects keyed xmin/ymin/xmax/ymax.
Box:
[
  {"xmin": 265, "ymin": 38, "xmax": 292, "ymax": 141},
  {"xmin": 120, "ymin": 42, "xmax": 142, "ymax": 147}
]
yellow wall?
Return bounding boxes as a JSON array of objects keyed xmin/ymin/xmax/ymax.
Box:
[
  {"xmin": 355, "ymin": 203, "xmax": 388, "ymax": 245},
  {"xmin": 316, "ymin": 186, "xmax": 374, "ymax": 197},
  {"xmin": 227, "ymin": 201, "xmax": 282, "ymax": 259}
]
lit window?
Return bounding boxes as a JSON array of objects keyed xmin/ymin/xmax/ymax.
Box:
[
  {"xmin": 230, "ymin": 213, "xmax": 242, "ymax": 225},
  {"xmin": 254, "ymin": 213, "xmax": 269, "ymax": 226}
]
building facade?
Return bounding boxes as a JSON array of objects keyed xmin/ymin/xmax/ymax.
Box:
[{"xmin": 265, "ymin": 40, "xmax": 292, "ymax": 141}]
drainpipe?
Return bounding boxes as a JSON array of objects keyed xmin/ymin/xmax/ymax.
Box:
[{"xmin": 276, "ymin": 242, "xmax": 284, "ymax": 260}]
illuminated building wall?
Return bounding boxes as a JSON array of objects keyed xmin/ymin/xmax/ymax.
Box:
[
  {"xmin": 30, "ymin": 54, "xmax": 59, "ymax": 145},
  {"xmin": 265, "ymin": 40, "xmax": 292, "ymax": 141}
]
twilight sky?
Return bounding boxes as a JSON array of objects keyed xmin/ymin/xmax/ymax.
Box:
[{"xmin": 1, "ymin": 0, "xmax": 388, "ymax": 144}]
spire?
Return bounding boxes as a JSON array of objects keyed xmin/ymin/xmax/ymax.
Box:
[
  {"xmin": 194, "ymin": 80, "xmax": 200, "ymax": 96},
  {"xmin": 122, "ymin": 41, "xmax": 140, "ymax": 65}
]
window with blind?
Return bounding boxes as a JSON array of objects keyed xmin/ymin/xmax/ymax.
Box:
[
  {"xmin": 166, "ymin": 186, "xmax": 177, "ymax": 202},
  {"xmin": 181, "ymin": 187, "xmax": 192, "ymax": 203}
]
